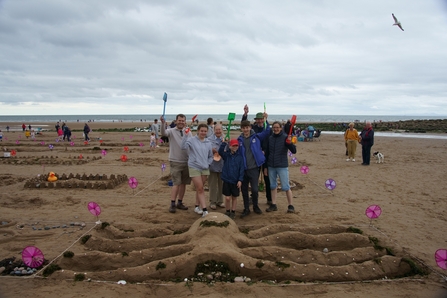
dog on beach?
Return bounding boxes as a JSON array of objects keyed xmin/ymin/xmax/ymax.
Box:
[{"xmin": 373, "ymin": 151, "xmax": 384, "ymax": 163}]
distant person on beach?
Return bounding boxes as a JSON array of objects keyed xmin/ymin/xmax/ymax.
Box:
[
  {"xmin": 149, "ymin": 132, "xmax": 156, "ymax": 149},
  {"xmin": 0, "ymin": 130, "xmax": 3, "ymax": 141},
  {"xmin": 264, "ymin": 121, "xmax": 297, "ymax": 213},
  {"xmin": 6, "ymin": 126, "xmax": 9, "ymax": 132},
  {"xmin": 55, "ymin": 122, "xmax": 60, "ymax": 135},
  {"xmin": 359, "ymin": 121, "xmax": 374, "ymax": 166},
  {"xmin": 57, "ymin": 127, "xmax": 63, "ymax": 140},
  {"xmin": 160, "ymin": 114, "xmax": 190, "ymax": 213},
  {"xmin": 241, "ymin": 104, "xmax": 273, "ymax": 206},
  {"xmin": 219, "ymin": 138, "xmax": 244, "ymax": 219},
  {"xmin": 181, "ymin": 123, "xmax": 213, "ymax": 217},
  {"xmin": 206, "ymin": 117, "xmax": 214, "ymax": 138},
  {"xmin": 83, "ymin": 123, "xmax": 91, "ymax": 141},
  {"xmin": 208, "ymin": 124, "xmax": 224, "ymax": 210},
  {"xmin": 22, "ymin": 123, "xmax": 26, "ymax": 132},
  {"xmin": 25, "ymin": 129, "xmax": 31, "ymax": 138},
  {"xmin": 344, "ymin": 122, "xmax": 359, "ymax": 162},
  {"xmin": 237, "ymin": 120, "xmax": 271, "ymax": 218},
  {"xmin": 151, "ymin": 119, "xmax": 160, "ymax": 147},
  {"xmin": 30, "ymin": 129, "xmax": 35, "ymax": 140}
]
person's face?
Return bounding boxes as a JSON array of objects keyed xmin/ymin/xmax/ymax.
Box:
[
  {"xmin": 272, "ymin": 124, "xmax": 282, "ymax": 135},
  {"xmin": 241, "ymin": 126, "xmax": 251, "ymax": 137},
  {"xmin": 214, "ymin": 125, "xmax": 223, "ymax": 137},
  {"xmin": 365, "ymin": 123, "xmax": 371, "ymax": 129},
  {"xmin": 176, "ymin": 117, "xmax": 186, "ymax": 129},
  {"xmin": 198, "ymin": 127, "xmax": 208, "ymax": 139},
  {"xmin": 230, "ymin": 144, "xmax": 239, "ymax": 153},
  {"xmin": 255, "ymin": 118, "xmax": 264, "ymax": 127}
]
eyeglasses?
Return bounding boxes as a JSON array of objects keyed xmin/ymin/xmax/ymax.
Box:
[{"xmin": 272, "ymin": 126, "xmax": 281, "ymax": 129}]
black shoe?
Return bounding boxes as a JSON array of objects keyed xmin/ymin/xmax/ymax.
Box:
[
  {"xmin": 362, "ymin": 163, "xmax": 369, "ymax": 166},
  {"xmin": 266, "ymin": 204, "xmax": 278, "ymax": 212},
  {"xmin": 169, "ymin": 205, "xmax": 176, "ymax": 213},
  {"xmin": 253, "ymin": 205, "xmax": 262, "ymax": 214},
  {"xmin": 176, "ymin": 203, "xmax": 188, "ymax": 210},
  {"xmin": 287, "ymin": 205, "xmax": 295, "ymax": 213},
  {"xmin": 240, "ymin": 209, "xmax": 251, "ymax": 218},
  {"xmin": 267, "ymin": 201, "xmax": 272, "ymax": 206}
]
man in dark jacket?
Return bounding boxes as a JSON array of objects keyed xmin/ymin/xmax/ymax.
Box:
[
  {"xmin": 241, "ymin": 104, "xmax": 272, "ymax": 205},
  {"xmin": 359, "ymin": 121, "xmax": 374, "ymax": 165},
  {"xmin": 265, "ymin": 121, "xmax": 297, "ymax": 213}
]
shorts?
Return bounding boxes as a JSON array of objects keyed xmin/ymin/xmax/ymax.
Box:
[
  {"xmin": 268, "ymin": 167, "xmax": 290, "ymax": 191},
  {"xmin": 188, "ymin": 167, "xmax": 210, "ymax": 177},
  {"xmin": 170, "ymin": 161, "xmax": 191, "ymax": 185},
  {"xmin": 222, "ymin": 181, "xmax": 240, "ymax": 197}
]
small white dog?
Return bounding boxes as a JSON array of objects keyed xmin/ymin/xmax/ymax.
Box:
[{"xmin": 373, "ymin": 151, "xmax": 384, "ymax": 163}]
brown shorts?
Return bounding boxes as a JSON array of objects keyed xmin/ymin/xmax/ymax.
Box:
[{"xmin": 170, "ymin": 161, "xmax": 191, "ymax": 185}]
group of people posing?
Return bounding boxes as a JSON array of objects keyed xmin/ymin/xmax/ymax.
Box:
[
  {"xmin": 344, "ymin": 121, "xmax": 375, "ymax": 165},
  {"xmin": 161, "ymin": 104, "xmax": 297, "ymax": 219}
]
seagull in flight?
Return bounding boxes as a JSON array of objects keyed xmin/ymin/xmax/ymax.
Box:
[{"xmin": 392, "ymin": 13, "xmax": 404, "ymax": 31}]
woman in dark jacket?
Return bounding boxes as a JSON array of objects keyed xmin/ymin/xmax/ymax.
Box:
[{"xmin": 264, "ymin": 121, "xmax": 297, "ymax": 213}]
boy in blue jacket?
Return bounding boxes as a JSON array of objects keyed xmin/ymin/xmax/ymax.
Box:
[
  {"xmin": 237, "ymin": 120, "xmax": 271, "ymax": 218},
  {"xmin": 219, "ymin": 139, "xmax": 244, "ymax": 219}
]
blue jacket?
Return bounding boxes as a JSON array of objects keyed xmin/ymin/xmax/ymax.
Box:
[
  {"xmin": 237, "ymin": 125, "xmax": 271, "ymax": 170},
  {"xmin": 219, "ymin": 143, "xmax": 244, "ymax": 184}
]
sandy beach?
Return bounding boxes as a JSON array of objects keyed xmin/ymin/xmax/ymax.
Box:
[{"xmin": 1, "ymin": 121, "xmax": 447, "ymax": 298}]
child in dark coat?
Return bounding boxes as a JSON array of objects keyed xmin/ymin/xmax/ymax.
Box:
[{"xmin": 219, "ymin": 139, "xmax": 244, "ymax": 219}]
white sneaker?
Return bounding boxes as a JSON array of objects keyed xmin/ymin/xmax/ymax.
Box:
[
  {"xmin": 352, "ymin": 159, "xmax": 355, "ymax": 162},
  {"xmin": 194, "ymin": 207, "xmax": 203, "ymax": 215},
  {"xmin": 202, "ymin": 211, "xmax": 209, "ymax": 217},
  {"xmin": 346, "ymin": 159, "xmax": 350, "ymax": 162}
]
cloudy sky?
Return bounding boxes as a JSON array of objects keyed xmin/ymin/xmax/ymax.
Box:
[{"xmin": 1, "ymin": 0, "xmax": 447, "ymax": 116}]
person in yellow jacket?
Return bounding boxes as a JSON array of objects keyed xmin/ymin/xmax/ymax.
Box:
[{"xmin": 344, "ymin": 122, "xmax": 359, "ymax": 162}]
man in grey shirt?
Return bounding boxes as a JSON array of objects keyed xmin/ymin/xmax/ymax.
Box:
[
  {"xmin": 160, "ymin": 114, "xmax": 191, "ymax": 213},
  {"xmin": 151, "ymin": 119, "xmax": 160, "ymax": 147}
]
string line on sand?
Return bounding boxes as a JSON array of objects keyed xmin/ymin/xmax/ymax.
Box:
[
  {"xmin": 30, "ymin": 223, "xmax": 99, "ymax": 279},
  {"xmin": 132, "ymin": 174, "xmax": 164, "ymax": 197}
]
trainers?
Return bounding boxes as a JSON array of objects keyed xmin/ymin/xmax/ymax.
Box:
[
  {"xmin": 225, "ymin": 211, "xmax": 231, "ymax": 217},
  {"xmin": 176, "ymin": 203, "xmax": 188, "ymax": 210},
  {"xmin": 287, "ymin": 205, "xmax": 295, "ymax": 213},
  {"xmin": 229, "ymin": 212, "xmax": 235, "ymax": 219},
  {"xmin": 210, "ymin": 204, "xmax": 216, "ymax": 210},
  {"xmin": 266, "ymin": 204, "xmax": 278, "ymax": 212},
  {"xmin": 194, "ymin": 207, "xmax": 203, "ymax": 215},
  {"xmin": 352, "ymin": 159, "xmax": 355, "ymax": 162},
  {"xmin": 253, "ymin": 205, "xmax": 262, "ymax": 214},
  {"xmin": 169, "ymin": 205, "xmax": 176, "ymax": 213},
  {"xmin": 240, "ymin": 209, "xmax": 250, "ymax": 218},
  {"xmin": 217, "ymin": 203, "xmax": 226, "ymax": 208},
  {"xmin": 202, "ymin": 211, "xmax": 209, "ymax": 217},
  {"xmin": 346, "ymin": 158, "xmax": 350, "ymax": 162}
]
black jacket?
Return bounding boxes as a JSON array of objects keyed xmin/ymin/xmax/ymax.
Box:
[{"xmin": 265, "ymin": 131, "xmax": 297, "ymax": 168}]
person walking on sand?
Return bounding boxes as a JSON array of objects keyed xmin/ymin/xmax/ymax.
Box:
[
  {"xmin": 344, "ymin": 122, "xmax": 359, "ymax": 162},
  {"xmin": 264, "ymin": 121, "xmax": 297, "ymax": 213},
  {"xmin": 181, "ymin": 123, "xmax": 213, "ymax": 217},
  {"xmin": 83, "ymin": 123, "xmax": 91, "ymax": 141},
  {"xmin": 359, "ymin": 121, "xmax": 374, "ymax": 166},
  {"xmin": 237, "ymin": 120, "xmax": 271, "ymax": 218},
  {"xmin": 160, "ymin": 114, "xmax": 190, "ymax": 213},
  {"xmin": 219, "ymin": 139, "xmax": 244, "ymax": 219},
  {"xmin": 241, "ymin": 104, "xmax": 273, "ymax": 206},
  {"xmin": 208, "ymin": 124, "xmax": 225, "ymax": 210},
  {"xmin": 151, "ymin": 119, "xmax": 160, "ymax": 147}
]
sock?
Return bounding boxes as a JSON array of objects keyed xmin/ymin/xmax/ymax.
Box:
[
  {"xmin": 231, "ymin": 210, "xmax": 235, "ymax": 213},
  {"xmin": 177, "ymin": 200, "xmax": 183, "ymax": 205},
  {"xmin": 202, "ymin": 208, "xmax": 208, "ymax": 212},
  {"xmin": 171, "ymin": 200, "xmax": 175, "ymax": 207},
  {"xmin": 195, "ymin": 205, "xmax": 199, "ymax": 208},
  {"xmin": 226, "ymin": 209, "xmax": 230, "ymax": 213}
]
